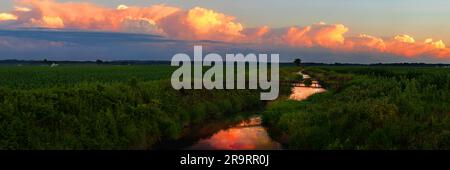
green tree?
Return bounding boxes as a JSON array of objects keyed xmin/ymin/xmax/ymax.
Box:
[
  {"xmin": 294, "ymin": 58, "xmax": 302, "ymax": 67},
  {"xmin": 304, "ymin": 79, "xmax": 312, "ymax": 87},
  {"xmin": 296, "ymin": 74, "xmax": 304, "ymax": 81},
  {"xmin": 43, "ymin": 58, "xmax": 49, "ymax": 65},
  {"xmin": 96, "ymin": 59, "xmax": 104, "ymax": 65}
]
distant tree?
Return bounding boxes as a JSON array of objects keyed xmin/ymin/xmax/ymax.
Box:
[
  {"xmin": 96, "ymin": 59, "xmax": 104, "ymax": 65},
  {"xmin": 294, "ymin": 58, "xmax": 302, "ymax": 67},
  {"xmin": 304, "ymin": 79, "xmax": 312, "ymax": 87},
  {"xmin": 296, "ymin": 74, "xmax": 304, "ymax": 81},
  {"xmin": 43, "ymin": 58, "xmax": 49, "ymax": 65}
]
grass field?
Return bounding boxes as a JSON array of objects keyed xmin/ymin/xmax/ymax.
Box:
[{"xmin": 0, "ymin": 65, "xmax": 176, "ymax": 89}]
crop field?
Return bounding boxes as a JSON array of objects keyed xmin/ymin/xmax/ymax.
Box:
[{"xmin": 0, "ymin": 65, "xmax": 176, "ymax": 89}]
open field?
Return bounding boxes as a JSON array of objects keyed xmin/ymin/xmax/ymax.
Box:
[
  {"xmin": 0, "ymin": 65, "xmax": 175, "ymax": 89},
  {"xmin": 0, "ymin": 64, "xmax": 449, "ymax": 150},
  {"xmin": 0, "ymin": 65, "xmax": 263, "ymax": 149},
  {"xmin": 264, "ymin": 66, "xmax": 450, "ymax": 149}
]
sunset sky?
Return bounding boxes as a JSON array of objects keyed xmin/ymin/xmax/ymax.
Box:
[{"xmin": 1, "ymin": 0, "xmax": 450, "ymax": 63}]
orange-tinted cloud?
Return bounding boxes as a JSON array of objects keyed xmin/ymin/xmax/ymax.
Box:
[
  {"xmin": 344, "ymin": 34, "xmax": 386, "ymax": 52},
  {"xmin": 13, "ymin": 0, "xmax": 179, "ymax": 31},
  {"xmin": 284, "ymin": 22, "xmax": 348, "ymax": 48},
  {"xmin": 158, "ymin": 7, "xmax": 244, "ymax": 41},
  {"xmin": 241, "ymin": 26, "xmax": 271, "ymax": 44},
  {"xmin": 1, "ymin": 0, "xmax": 450, "ymax": 59},
  {"xmin": 255, "ymin": 26, "xmax": 270, "ymax": 37},
  {"xmin": 281, "ymin": 22, "xmax": 450, "ymax": 58},
  {"xmin": 385, "ymin": 36, "xmax": 450, "ymax": 58},
  {"xmin": 7, "ymin": 0, "xmax": 245, "ymax": 40},
  {"xmin": 0, "ymin": 13, "xmax": 18, "ymax": 21},
  {"xmin": 14, "ymin": 6, "xmax": 32, "ymax": 12}
]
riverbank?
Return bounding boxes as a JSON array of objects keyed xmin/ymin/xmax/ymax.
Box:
[
  {"xmin": 169, "ymin": 71, "xmax": 324, "ymax": 150},
  {"xmin": 0, "ymin": 78, "xmax": 264, "ymax": 149}
]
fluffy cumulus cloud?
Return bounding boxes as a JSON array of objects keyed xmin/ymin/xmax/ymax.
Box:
[
  {"xmin": 283, "ymin": 22, "xmax": 348, "ymax": 48},
  {"xmin": 0, "ymin": 13, "xmax": 18, "ymax": 21},
  {"xmin": 157, "ymin": 7, "xmax": 244, "ymax": 41},
  {"xmin": 1, "ymin": 0, "xmax": 450, "ymax": 60},
  {"xmin": 1, "ymin": 0, "xmax": 246, "ymax": 40},
  {"xmin": 383, "ymin": 35, "xmax": 450, "ymax": 58},
  {"xmin": 5, "ymin": 0, "xmax": 179, "ymax": 34},
  {"xmin": 344, "ymin": 34, "xmax": 387, "ymax": 52},
  {"xmin": 275, "ymin": 23, "xmax": 450, "ymax": 58}
]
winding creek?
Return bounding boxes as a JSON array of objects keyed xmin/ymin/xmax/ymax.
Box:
[
  {"xmin": 188, "ymin": 116, "xmax": 282, "ymax": 150},
  {"xmin": 187, "ymin": 72, "xmax": 326, "ymax": 150}
]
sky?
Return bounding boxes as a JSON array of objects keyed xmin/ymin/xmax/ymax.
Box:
[{"xmin": 1, "ymin": 0, "xmax": 450, "ymax": 63}]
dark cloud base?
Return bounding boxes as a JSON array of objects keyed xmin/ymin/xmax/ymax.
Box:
[{"xmin": 0, "ymin": 29, "xmax": 449, "ymax": 64}]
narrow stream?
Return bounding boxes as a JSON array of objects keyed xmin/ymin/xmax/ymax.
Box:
[
  {"xmin": 187, "ymin": 72, "xmax": 326, "ymax": 150},
  {"xmin": 188, "ymin": 116, "xmax": 282, "ymax": 150}
]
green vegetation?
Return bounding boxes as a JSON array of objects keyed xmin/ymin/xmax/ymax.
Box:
[
  {"xmin": 0, "ymin": 65, "xmax": 176, "ymax": 89},
  {"xmin": 2, "ymin": 64, "xmax": 450, "ymax": 150},
  {"xmin": 0, "ymin": 65, "xmax": 263, "ymax": 149},
  {"xmin": 264, "ymin": 66, "xmax": 450, "ymax": 149},
  {"xmin": 303, "ymin": 79, "xmax": 312, "ymax": 87}
]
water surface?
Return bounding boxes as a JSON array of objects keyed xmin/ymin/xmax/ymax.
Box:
[
  {"xmin": 188, "ymin": 72, "xmax": 326, "ymax": 150},
  {"xmin": 188, "ymin": 116, "xmax": 282, "ymax": 150}
]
